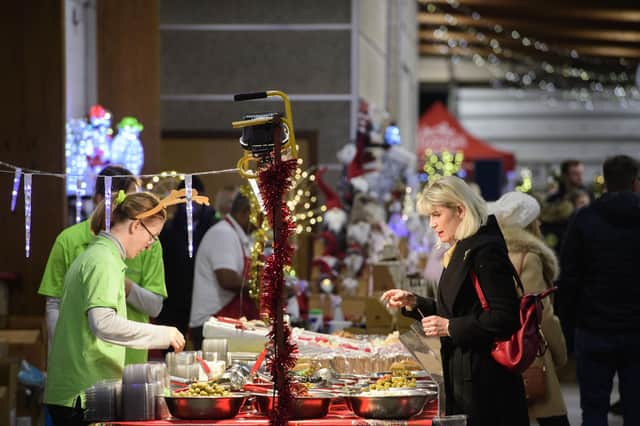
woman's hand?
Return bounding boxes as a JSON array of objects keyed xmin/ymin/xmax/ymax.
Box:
[
  {"xmin": 168, "ymin": 327, "xmax": 186, "ymax": 352},
  {"xmin": 380, "ymin": 289, "xmax": 417, "ymax": 309},
  {"xmin": 422, "ymin": 315, "xmax": 450, "ymax": 337}
]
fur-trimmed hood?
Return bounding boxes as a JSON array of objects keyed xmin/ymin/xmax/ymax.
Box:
[{"xmin": 501, "ymin": 226, "xmax": 559, "ymax": 282}]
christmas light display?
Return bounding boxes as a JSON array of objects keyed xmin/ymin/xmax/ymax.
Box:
[
  {"xmin": 111, "ymin": 117, "xmax": 144, "ymax": 175},
  {"xmin": 239, "ymin": 184, "xmax": 269, "ymax": 301},
  {"xmin": 286, "ymin": 161, "xmax": 325, "ymax": 235},
  {"xmin": 65, "ymin": 118, "xmax": 88, "ymax": 195},
  {"xmin": 83, "ymin": 105, "xmax": 113, "ymax": 195},
  {"xmin": 422, "ymin": 149, "xmax": 464, "ymax": 181}
]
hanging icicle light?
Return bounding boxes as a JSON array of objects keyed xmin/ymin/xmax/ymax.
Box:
[
  {"xmin": 24, "ymin": 173, "xmax": 32, "ymax": 258},
  {"xmin": 185, "ymin": 174, "xmax": 194, "ymax": 258},
  {"xmin": 75, "ymin": 178, "xmax": 83, "ymax": 223},
  {"xmin": 10, "ymin": 168, "xmax": 22, "ymax": 212},
  {"xmin": 104, "ymin": 176, "xmax": 112, "ymax": 232}
]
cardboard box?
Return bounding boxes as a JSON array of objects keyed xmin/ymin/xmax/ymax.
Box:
[
  {"xmin": 370, "ymin": 261, "xmax": 405, "ymax": 293},
  {"xmin": 364, "ymin": 296, "xmax": 393, "ymax": 329},
  {"xmin": 341, "ymin": 296, "xmax": 367, "ymax": 324}
]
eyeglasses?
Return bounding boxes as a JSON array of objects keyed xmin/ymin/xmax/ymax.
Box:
[{"xmin": 139, "ymin": 220, "xmax": 159, "ymax": 243}]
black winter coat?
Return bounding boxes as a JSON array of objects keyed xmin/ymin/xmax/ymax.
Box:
[
  {"xmin": 403, "ymin": 216, "xmax": 528, "ymax": 426},
  {"xmin": 559, "ymin": 191, "xmax": 640, "ymax": 333}
]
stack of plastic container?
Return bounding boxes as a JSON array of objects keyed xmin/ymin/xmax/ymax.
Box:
[
  {"xmin": 122, "ymin": 364, "xmax": 157, "ymax": 421},
  {"xmin": 202, "ymin": 338, "xmax": 228, "ymax": 364},
  {"xmin": 166, "ymin": 351, "xmax": 201, "ymax": 382},
  {"xmin": 84, "ymin": 379, "xmax": 121, "ymax": 421}
]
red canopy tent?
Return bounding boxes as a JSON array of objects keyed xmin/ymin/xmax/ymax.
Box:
[{"xmin": 416, "ymin": 101, "xmax": 515, "ymax": 172}]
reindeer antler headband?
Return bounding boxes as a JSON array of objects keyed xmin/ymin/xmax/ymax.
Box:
[{"xmin": 135, "ymin": 188, "xmax": 210, "ymax": 219}]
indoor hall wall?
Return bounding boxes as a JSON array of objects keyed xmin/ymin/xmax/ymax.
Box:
[
  {"xmin": 65, "ymin": 0, "xmax": 97, "ymax": 120},
  {"xmin": 159, "ymin": 0, "xmax": 352, "ymax": 176},
  {"xmin": 387, "ymin": 0, "xmax": 418, "ymax": 153},
  {"xmin": 455, "ymin": 88, "xmax": 640, "ymax": 187},
  {"xmin": 358, "ymin": 0, "xmax": 387, "ymax": 109},
  {"xmin": 97, "ymin": 0, "xmax": 162, "ymax": 174},
  {"xmin": 0, "ymin": 1, "xmax": 66, "ymax": 315}
]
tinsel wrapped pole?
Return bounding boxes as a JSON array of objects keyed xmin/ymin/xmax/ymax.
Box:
[{"xmin": 258, "ymin": 116, "xmax": 298, "ymax": 426}]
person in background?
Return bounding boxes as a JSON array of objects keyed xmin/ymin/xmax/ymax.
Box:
[
  {"xmin": 541, "ymin": 159, "xmax": 589, "ymax": 256},
  {"xmin": 189, "ymin": 192, "xmax": 260, "ymax": 349},
  {"xmin": 214, "ymin": 185, "xmax": 238, "ymax": 220},
  {"xmin": 559, "ymin": 155, "xmax": 640, "ymax": 425},
  {"xmin": 541, "ymin": 160, "xmax": 588, "ymax": 357},
  {"xmin": 489, "ymin": 192, "xmax": 569, "ymax": 426},
  {"xmin": 156, "ymin": 176, "xmax": 217, "ymax": 338},
  {"xmin": 567, "ymin": 188, "xmax": 591, "ymax": 210},
  {"xmin": 382, "ymin": 176, "xmax": 528, "ymax": 426},
  {"xmin": 44, "ymin": 192, "xmax": 184, "ymax": 426},
  {"xmin": 38, "ymin": 165, "xmax": 167, "ymax": 364},
  {"xmin": 547, "ymin": 159, "xmax": 588, "ymax": 203}
]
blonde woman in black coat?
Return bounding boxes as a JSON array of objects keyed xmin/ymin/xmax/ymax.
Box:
[{"xmin": 382, "ymin": 176, "xmax": 528, "ymax": 426}]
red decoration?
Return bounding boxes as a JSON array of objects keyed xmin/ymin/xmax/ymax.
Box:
[{"xmin": 258, "ymin": 153, "xmax": 298, "ymax": 426}]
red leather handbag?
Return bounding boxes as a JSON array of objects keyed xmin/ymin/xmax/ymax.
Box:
[{"xmin": 470, "ymin": 270, "xmax": 556, "ymax": 373}]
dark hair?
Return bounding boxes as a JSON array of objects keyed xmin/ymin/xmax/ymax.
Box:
[
  {"xmin": 230, "ymin": 192, "xmax": 250, "ymax": 214},
  {"xmin": 95, "ymin": 165, "xmax": 138, "ymax": 197},
  {"xmin": 561, "ymin": 160, "xmax": 582, "ymax": 176},
  {"xmin": 90, "ymin": 192, "xmax": 166, "ymax": 234},
  {"xmin": 603, "ymin": 155, "xmax": 639, "ymax": 192}
]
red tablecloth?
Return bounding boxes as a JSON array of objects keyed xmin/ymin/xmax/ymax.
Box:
[{"xmin": 95, "ymin": 405, "xmax": 437, "ymax": 426}]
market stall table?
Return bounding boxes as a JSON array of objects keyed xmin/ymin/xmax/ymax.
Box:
[{"xmin": 92, "ymin": 404, "xmax": 437, "ymax": 426}]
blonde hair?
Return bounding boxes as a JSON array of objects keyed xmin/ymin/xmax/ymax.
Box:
[
  {"xmin": 417, "ymin": 176, "xmax": 488, "ymax": 241},
  {"xmin": 90, "ymin": 192, "xmax": 166, "ymax": 234}
]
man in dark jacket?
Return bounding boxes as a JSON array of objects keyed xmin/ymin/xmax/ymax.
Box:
[
  {"xmin": 156, "ymin": 176, "xmax": 218, "ymax": 338},
  {"xmin": 559, "ymin": 155, "xmax": 640, "ymax": 425}
]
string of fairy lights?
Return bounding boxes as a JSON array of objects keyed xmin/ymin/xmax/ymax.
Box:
[
  {"xmin": 0, "ymin": 160, "xmax": 238, "ymax": 258},
  {"xmin": 238, "ymin": 159, "xmax": 324, "ymax": 300},
  {"xmin": 287, "ymin": 162, "xmax": 326, "ymax": 235},
  {"xmin": 419, "ymin": 0, "xmax": 640, "ymax": 107}
]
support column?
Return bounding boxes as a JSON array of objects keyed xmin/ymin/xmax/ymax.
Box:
[
  {"xmin": 0, "ymin": 1, "xmax": 66, "ymax": 315},
  {"xmin": 97, "ymin": 0, "xmax": 161, "ymax": 173}
]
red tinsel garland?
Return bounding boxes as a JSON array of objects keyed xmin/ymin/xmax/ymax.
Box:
[{"xmin": 258, "ymin": 156, "xmax": 299, "ymax": 426}]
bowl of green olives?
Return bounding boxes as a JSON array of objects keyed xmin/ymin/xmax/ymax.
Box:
[{"xmin": 165, "ymin": 382, "xmax": 248, "ymax": 420}]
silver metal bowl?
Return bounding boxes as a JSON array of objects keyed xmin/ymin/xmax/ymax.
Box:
[
  {"xmin": 342, "ymin": 389, "xmax": 436, "ymax": 420},
  {"xmin": 253, "ymin": 392, "xmax": 334, "ymax": 419},
  {"xmin": 164, "ymin": 393, "xmax": 248, "ymax": 420}
]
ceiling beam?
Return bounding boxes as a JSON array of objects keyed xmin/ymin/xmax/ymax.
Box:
[
  {"xmin": 421, "ymin": 0, "xmax": 640, "ymax": 22},
  {"xmin": 418, "ymin": 13, "xmax": 640, "ymax": 43},
  {"xmin": 419, "ymin": 30, "xmax": 640, "ymax": 58}
]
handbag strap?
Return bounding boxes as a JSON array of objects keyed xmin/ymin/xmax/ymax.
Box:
[{"xmin": 470, "ymin": 255, "xmax": 526, "ymax": 312}]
